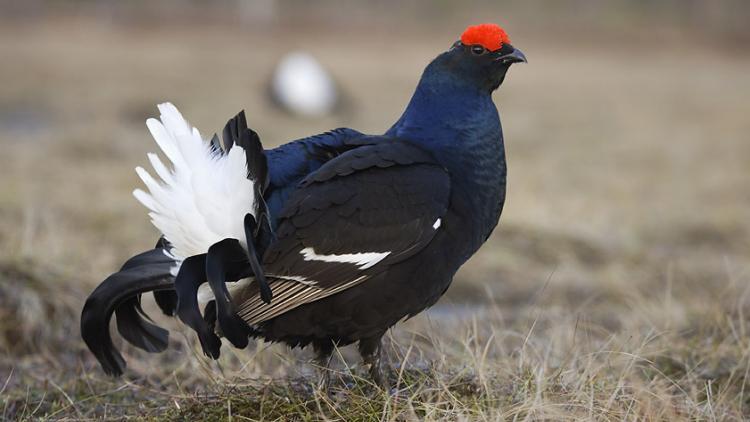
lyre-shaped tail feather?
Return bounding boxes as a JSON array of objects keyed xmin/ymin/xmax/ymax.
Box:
[
  {"xmin": 82, "ymin": 105, "xmax": 273, "ymax": 375},
  {"xmin": 81, "ymin": 244, "xmax": 175, "ymax": 376}
]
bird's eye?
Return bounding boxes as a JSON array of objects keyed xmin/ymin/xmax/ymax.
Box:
[{"xmin": 471, "ymin": 45, "xmax": 487, "ymax": 55}]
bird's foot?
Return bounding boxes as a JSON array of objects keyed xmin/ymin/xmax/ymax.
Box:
[
  {"xmin": 313, "ymin": 340, "xmax": 335, "ymax": 396},
  {"xmin": 316, "ymin": 367, "xmax": 332, "ymax": 395},
  {"xmin": 365, "ymin": 352, "xmax": 391, "ymax": 390},
  {"xmin": 359, "ymin": 335, "xmax": 391, "ymax": 390}
]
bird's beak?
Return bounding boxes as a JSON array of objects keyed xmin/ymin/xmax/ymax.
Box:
[{"xmin": 496, "ymin": 47, "xmax": 527, "ymax": 64}]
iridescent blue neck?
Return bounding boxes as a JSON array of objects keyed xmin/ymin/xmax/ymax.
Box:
[{"xmin": 386, "ymin": 58, "xmax": 503, "ymax": 166}]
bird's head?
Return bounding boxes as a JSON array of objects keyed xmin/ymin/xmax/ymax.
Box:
[{"xmin": 428, "ymin": 23, "xmax": 526, "ymax": 92}]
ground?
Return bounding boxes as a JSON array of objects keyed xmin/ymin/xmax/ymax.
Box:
[{"xmin": 1, "ymin": 11, "xmax": 750, "ymax": 421}]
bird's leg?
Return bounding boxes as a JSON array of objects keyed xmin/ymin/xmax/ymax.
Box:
[
  {"xmin": 359, "ymin": 335, "xmax": 389, "ymax": 389},
  {"xmin": 313, "ymin": 340, "xmax": 335, "ymax": 393}
]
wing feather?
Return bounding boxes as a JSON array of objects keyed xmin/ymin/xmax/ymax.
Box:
[{"xmin": 235, "ymin": 141, "xmax": 451, "ymax": 326}]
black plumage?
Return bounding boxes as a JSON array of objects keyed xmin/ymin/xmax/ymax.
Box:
[
  {"xmin": 81, "ymin": 24, "xmax": 527, "ymax": 386},
  {"xmin": 80, "ymin": 239, "xmax": 175, "ymax": 376}
]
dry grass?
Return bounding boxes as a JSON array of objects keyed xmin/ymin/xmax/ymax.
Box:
[{"xmin": 1, "ymin": 8, "xmax": 749, "ymax": 421}]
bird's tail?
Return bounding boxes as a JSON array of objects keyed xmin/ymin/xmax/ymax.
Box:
[
  {"xmin": 81, "ymin": 107, "xmax": 273, "ymax": 375},
  {"xmin": 132, "ymin": 103, "xmax": 259, "ymax": 268},
  {"xmin": 80, "ymin": 238, "xmax": 176, "ymax": 376}
]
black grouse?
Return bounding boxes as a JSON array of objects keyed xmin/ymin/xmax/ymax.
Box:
[{"xmin": 81, "ymin": 23, "xmax": 526, "ymax": 388}]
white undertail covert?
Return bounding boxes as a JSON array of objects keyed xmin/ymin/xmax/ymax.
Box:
[{"xmin": 133, "ymin": 103, "xmax": 257, "ymax": 275}]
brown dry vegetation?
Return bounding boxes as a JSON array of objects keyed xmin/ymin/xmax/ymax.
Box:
[{"xmin": 1, "ymin": 4, "xmax": 750, "ymax": 420}]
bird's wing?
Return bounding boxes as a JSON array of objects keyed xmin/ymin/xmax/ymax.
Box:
[
  {"xmin": 235, "ymin": 140, "xmax": 451, "ymax": 325},
  {"xmin": 263, "ymin": 128, "xmax": 369, "ymax": 217},
  {"xmin": 132, "ymin": 103, "xmax": 260, "ymax": 270}
]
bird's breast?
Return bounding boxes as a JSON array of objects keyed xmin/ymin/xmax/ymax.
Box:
[{"xmin": 436, "ymin": 136, "xmax": 507, "ymax": 266}]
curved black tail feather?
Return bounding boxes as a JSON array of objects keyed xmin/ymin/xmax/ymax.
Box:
[
  {"xmin": 152, "ymin": 237, "xmax": 178, "ymax": 316},
  {"xmin": 205, "ymin": 238, "xmax": 255, "ymax": 349},
  {"xmin": 222, "ymin": 110, "xmax": 269, "ymax": 192},
  {"xmin": 174, "ymin": 253, "xmax": 222, "ymax": 359},
  {"xmin": 81, "ymin": 245, "xmax": 175, "ymax": 376},
  {"xmin": 115, "ymin": 296, "xmax": 168, "ymax": 353},
  {"xmin": 153, "ymin": 290, "xmax": 178, "ymax": 316},
  {"xmin": 82, "ymin": 110, "xmax": 274, "ymax": 375}
]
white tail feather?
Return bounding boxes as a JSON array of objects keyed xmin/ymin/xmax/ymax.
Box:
[{"xmin": 133, "ymin": 103, "xmax": 256, "ymax": 272}]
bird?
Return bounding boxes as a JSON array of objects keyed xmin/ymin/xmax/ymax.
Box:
[{"xmin": 81, "ymin": 23, "xmax": 526, "ymax": 389}]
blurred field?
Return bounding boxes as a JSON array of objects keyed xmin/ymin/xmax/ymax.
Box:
[{"xmin": 1, "ymin": 2, "xmax": 750, "ymax": 420}]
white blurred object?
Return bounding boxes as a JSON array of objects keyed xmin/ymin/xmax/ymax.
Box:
[{"xmin": 270, "ymin": 51, "xmax": 338, "ymax": 117}]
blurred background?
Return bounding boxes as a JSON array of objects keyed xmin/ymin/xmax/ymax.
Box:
[{"xmin": 1, "ymin": 0, "xmax": 749, "ymax": 419}]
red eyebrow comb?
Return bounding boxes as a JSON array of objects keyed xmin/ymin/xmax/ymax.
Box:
[{"xmin": 460, "ymin": 23, "xmax": 510, "ymax": 52}]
